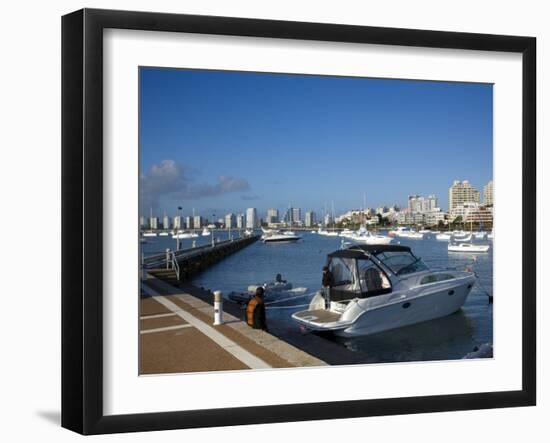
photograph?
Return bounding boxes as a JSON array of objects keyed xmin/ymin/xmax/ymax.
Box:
[{"xmin": 138, "ymin": 67, "xmax": 495, "ymax": 375}]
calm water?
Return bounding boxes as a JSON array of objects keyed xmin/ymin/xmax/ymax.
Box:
[{"xmin": 142, "ymin": 231, "xmax": 493, "ymax": 363}]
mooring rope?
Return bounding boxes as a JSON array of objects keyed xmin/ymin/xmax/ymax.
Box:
[
  {"xmin": 266, "ymin": 303, "xmax": 311, "ymax": 310},
  {"xmin": 264, "ymin": 291, "xmax": 317, "ymax": 305}
]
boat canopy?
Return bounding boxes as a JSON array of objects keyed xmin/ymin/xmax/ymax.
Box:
[{"xmin": 328, "ymin": 244, "xmax": 411, "ymax": 259}]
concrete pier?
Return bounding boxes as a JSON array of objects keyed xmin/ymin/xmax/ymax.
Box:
[{"xmin": 143, "ymin": 234, "xmax": 260, "ymax": 283}]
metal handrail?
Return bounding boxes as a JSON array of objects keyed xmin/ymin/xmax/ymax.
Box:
[{"xmin": 168, "ymin": 251, "xmax": 181, "ymax": 281}]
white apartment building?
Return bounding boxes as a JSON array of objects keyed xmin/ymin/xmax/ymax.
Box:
[{"xmin": 449, "ymin": 180, "xmax": 480, "ymax": 212}]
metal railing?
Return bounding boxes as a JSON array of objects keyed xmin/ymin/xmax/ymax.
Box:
[{"xmin": 168, "ymin": 250, "xmax": 181, "ymax": 281}]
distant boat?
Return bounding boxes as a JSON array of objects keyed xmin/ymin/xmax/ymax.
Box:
[
  {"xmin": 351, "ymin": 231, "xmax": 393, "ymax": 245},
  {"xmin": 448, "ymin": 243, "xmax": 490, "ymax": 253},
  {"xmin": 391, "ymin": 227, "xmax": 424, "ymax": 239},
  {"xmin": 142, "ymin": 232, "xmax": 157, "ymax": 237},
  {"xmin": 474, "ymin": 231, "xmax": 487, "ymax": 239},
  {"xmin": 159, "ymin": 232, "xmax": 169, "ymax": 237},
  {"xmin": 172, "ymin": 231, "xmax": 198, "ymax": 239},
  {"xmin": 261, "ymin": 228, "xmax": 301, "ymax": 243},
  {"xmin": 436, "ymin": 233, "xmax": 452, "ymax": 241},
  {"xmin": 202, "ymin": 227, "xmax": 211, "ymax": 236}
]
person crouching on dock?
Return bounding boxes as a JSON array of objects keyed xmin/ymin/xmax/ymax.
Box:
[{"xmin": 246, "ymin": 287, "xmax": 268, "ymax": 331}]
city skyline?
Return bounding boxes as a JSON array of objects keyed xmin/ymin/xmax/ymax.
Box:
[{"xmin": 140, "ymin": 68, "xmax": 493, "ymax": 217}]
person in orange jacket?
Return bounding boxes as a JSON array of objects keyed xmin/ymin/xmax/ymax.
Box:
[{"xmin": 246, "ymin": 286, "xmax": 268, "ymax": 331}]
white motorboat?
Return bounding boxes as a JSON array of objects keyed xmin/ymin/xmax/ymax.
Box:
[
  {"xmin": 350, "ymin": 231, "xmax": 393, "ymax": 245},
  {"xmin": 201, "ymin": 227, "xmax": 211, "ymax": 236},
  {"xmin": 388, "ymin": 227, "xmax": 423, "ymax": 239},
  {"xmin": 448, "ymin": 242, "xmax": 490, "ymax": 253},
  {"xmin": 261, "ymin": 228, "xmax": 301, "ymax": 243},
  {"xmin": 142, "ymin": 232, "xmax": 157, "ymax": 237},
  {"xmin": 436, "ymin": 233, "xmax": 452, "ymax": 241},
  {"xmin": 159, "ymin": 232, "xmax": 169, "ymax": 236},
  {"xmin": 292, "ymin": 244, "xmax": 476, "ymax": 337},
  {"xmin": 172, "ymin": 231, "xmax": 198, "ymax": 239},
  {"xmin": 473, "ymin": 231, "xmax": 487, "ymax": 239},
  {"xmin": 244, "ymin": 229, "xmax": 254, "ymax": 236}
]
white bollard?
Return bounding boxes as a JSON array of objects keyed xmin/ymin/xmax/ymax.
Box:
[
  {"xmin": 213, "ymin": 291, "xmax": 224, "ymax": 325},
  {"xmin": 165, "ymin": 248, "xmax": 171, "ymax": 270}
]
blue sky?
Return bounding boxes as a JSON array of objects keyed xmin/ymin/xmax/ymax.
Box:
[{"xmin": 139, "ymin": 67, "xmax": 492, "ymax": 219}]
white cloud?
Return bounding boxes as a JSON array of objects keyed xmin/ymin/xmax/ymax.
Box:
[{"xmin": 140, "ymin": 160, "xmax": 250, "ymax": 212}]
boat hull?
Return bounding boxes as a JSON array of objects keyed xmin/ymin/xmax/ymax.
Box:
[
  {"xmin": 262, "ymin": 236, "xmax": 301, "ymax": 243},
  {"xmin": 337, "ymin": 283, "xmax": 472, "ymax": 336},
  {"xmin": 293, "ymin": 279, "xmax": 474, "ymax": 337}
]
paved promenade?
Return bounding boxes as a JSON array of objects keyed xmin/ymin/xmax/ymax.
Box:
[{"xmin": 140, "ymin": 275, "xmax": 327, "ymax": 374}]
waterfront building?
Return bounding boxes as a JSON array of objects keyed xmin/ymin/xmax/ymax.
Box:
[
  {"xmin": 185, "ymin": 216, "xmax": 192, "ymax": 230},
  {"xmin": 149, "ymin": 217, "xmax": 159, "ymax": 230},
  {"xmin": 449, "ymin": 180, "xmax": 480, "ymax": 212},
  {"xmin": 173, "ymin": 216, "xmax": 183, "ymax": 230},
  {"xmin": 246, "ymin": 208, "xmax": 258, "ymax": 229},
  {"xmin": 305, "ymin": 211, "xmax": 316, "ymax": 227},
  {"xmin": 266, "ymin": 208, "xmax": 279, "ymax": 224},
  {"xmin": 408, "ymin": 194, "xmax": 437, "ymax": 213},
  {"xmin": 424, "ymin": 210, "xmax": 447, "ymax": 226},
  {"xmin": 139, "ymin": 216, "xmax": 146, "ymax": 228},
  {"xmin": 193, "ymin": 215, "xmax": 203, "ymax": 229},
  {"xmin": 236, "ymin": 213, "xmax": 245, "ymax": 229},
  {"xmin": 225, "ymin": 213, "xmax": 236, "ymax": 229},
  {"xmin": 163, "ymin": 214, "xmax": 170, "ymax": 230},
  {"xmin": 193, "ymin": 215, "xmax": 202, "ymax": 228},
  {"xmin": 484, "ymin": 180, "xmax": 494, "ymax": 206},
  {"xmin": 451, "ymin": 202, "xmax": 493, "ymax": 225},
  {"xmin": 464, "ymin": 205, "xmax": 493, "ymax": 225},
  {"xmin": 292, "ymin": 208, "xmax": 301, "ymax": 224}
]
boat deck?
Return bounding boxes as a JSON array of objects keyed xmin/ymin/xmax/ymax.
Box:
[{"xmin": 293, "ymin": 309, "xmax": 341, "ymax": 324}]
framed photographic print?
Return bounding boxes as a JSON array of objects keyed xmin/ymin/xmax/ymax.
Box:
[{"xmin": 61, "ymin": 8, "xmax": 536, "ymax": 435}]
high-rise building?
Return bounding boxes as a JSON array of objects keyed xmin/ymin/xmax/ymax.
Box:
[
  {"xmin": 236, "ymin": 214, "xmax": 245, "ymax": 229},
  {"xmin": 193, "ymin": 215, "xmax": 203, "ymax": 229},
  {"xmin": 149, "ymin": 217, "xmax": 159, "ymax": 230},
  {"xmin": 305, "ymin": 211, "xmax": 316, "ymax": 227},
  {"xmin": 449, "ymin": 180, "xmax": 480, "ymax": 212},
  {"xmin": 185, "ymin": 216, "xmax": 192, "ymax": 230},
  {"xmin": 139, "ymin": 216, "xmax": 146, "ymax": 228},
  {"xmin": 292, "ymin": 208, "xmax": 301, "ymax": 224},
  {"xmin": 408, "ymin": 195, "xmax": 438, "ymax": 213},
  {"xmin": 484, "ymin": 180, "xmax": 494, "ymax": 206},
  {"xmin": 246, "ymin": 208, "xmax": 257, "ymax": 229},
  {"xmin": 173, "ymin": 216, "xmax": 183, "ymax": 230},
  {"xmin": 163, "ymin": 214, "xmax": 170, "ymax": 230},
  {"xmin": 266, "ymin": 208, "xmax": 279, "ymax": 224},
  {"xmin": 225, "ymin": 213, "xmax": 236, "ymax": 229}
]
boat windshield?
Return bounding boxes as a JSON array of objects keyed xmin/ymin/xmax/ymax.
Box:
[{"xmin": 375, "ymin": 251, "xmax": 428, "ymax": 275}]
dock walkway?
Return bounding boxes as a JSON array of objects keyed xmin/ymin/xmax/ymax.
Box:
[{"xmin": 140, "ymin": 274, "xmax": 327, "ymax": 374}]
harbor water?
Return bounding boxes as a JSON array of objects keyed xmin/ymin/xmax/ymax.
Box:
[{"xmin": 141, "ymin": 231, "xmax": 493, "ymax": 364}]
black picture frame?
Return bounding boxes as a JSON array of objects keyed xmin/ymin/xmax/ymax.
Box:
[{"xmin": 61, "ymin": 8, "xmax": 536, "ymax": 435}]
